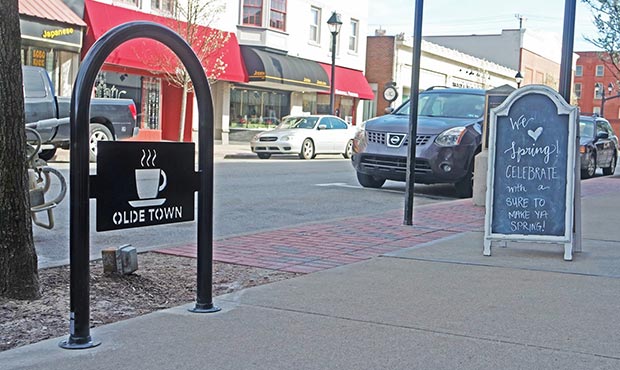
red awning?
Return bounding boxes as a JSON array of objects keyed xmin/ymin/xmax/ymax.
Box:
[
  {"xmin": 318, "ymin": 63, "xmax": 374, "ymax": 100},
  {"xmin": 83, "ymin": 0, "xmax": 247, "ymax": 83}
]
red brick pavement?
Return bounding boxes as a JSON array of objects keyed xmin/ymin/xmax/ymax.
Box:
[
  {"xmin": 157, "ymin": 198, "xmax": 485, "ymax": 273},
  {"xmin": 156, "ymin": 177, "xmax": 620, "ymax": 273}
]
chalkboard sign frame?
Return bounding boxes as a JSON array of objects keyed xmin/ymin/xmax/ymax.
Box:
[{"xmin": 484, "ymin": 85, "xmax": 577, "ymax": 260}]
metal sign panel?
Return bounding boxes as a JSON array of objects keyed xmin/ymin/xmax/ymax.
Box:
[{"xmin": 91, "ymin": 141, "xmax": 198, "ymax": 231}]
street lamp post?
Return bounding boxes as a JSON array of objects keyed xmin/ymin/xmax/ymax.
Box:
[
  {"xmin": 595, "ymin": 82, "xmax": 617, "ymax": 118},
  {"xmin": 515, "ymin": 71, "xmax": 523, "ymax": 88},
  {"xmin": 327, "ymin": 12, "xmax": 342, "ymax": 116}
]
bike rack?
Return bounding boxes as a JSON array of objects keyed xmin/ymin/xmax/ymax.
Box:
[
  {"xmin": 60, "ymin": 21, "xmax": 217, "ymax": 350},
  {"xmin": 25, "ymin": 127, "xmax": 67, "ymax": 230}
]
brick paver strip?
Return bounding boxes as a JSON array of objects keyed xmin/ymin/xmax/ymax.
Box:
[{"xmin": 156, "ymin": 177, "xmax": 615, "ymax": 273}]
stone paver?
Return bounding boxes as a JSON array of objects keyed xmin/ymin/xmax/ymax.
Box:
[
  {"xmin": 157, "ymin": 197, "xmax": 481, "ymax": 272},
  {"xmin": 158, "ymin": 176, "xmax": 620, "ymax": 273}
]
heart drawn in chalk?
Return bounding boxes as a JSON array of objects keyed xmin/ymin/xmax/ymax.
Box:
[{"xmin": 527, "ymin": 127, "xmax": 543, "ymax": 141}]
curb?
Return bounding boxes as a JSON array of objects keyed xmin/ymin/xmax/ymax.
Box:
[
  {"xmin": 223, "ymin": 153, "xmax": 257, "ymax": 159},
  {"xmin": 48, "ymin": 147, "xmax": 256, "ymax": 163}
]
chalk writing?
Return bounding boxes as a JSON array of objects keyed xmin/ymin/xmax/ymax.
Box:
[
  {"xmin": 503, "ymin": 140, "xmax": 559, "ymax": 164},
  {"xmin": 509, "ymin": 115, "xmax": 533, "ymax": 130},
  {"xmin": 506, "ymin": 184, "xmax": 527, "ymax": 193},
  {"xmin": 505, "ymin": 165, "xmax": 559, "ymax": 180},
  {"xmin": 491, "ymin": 92, "xmax": 570, "ymax": 238}
]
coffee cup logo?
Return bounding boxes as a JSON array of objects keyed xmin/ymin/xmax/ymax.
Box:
[{"xmin": 128, "ymin": 149, "xmax": 167, "ymax": 207}]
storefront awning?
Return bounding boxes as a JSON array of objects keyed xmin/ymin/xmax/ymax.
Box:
[
  {"xmin": 19, "ymin": 0, "xmax": 86, "ymax": 27},
  {"xmin": 83, "ymin": 0, "xmax": 247, "ymax": 83},
  {"xmin": 241, "ymin": 46, "xmax": 329, "ymax": 91},
  {"xmin": 318, "ymin": 63, "xmax": 375, "ymax": 100}
]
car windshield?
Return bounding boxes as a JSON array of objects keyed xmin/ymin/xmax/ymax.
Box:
[
  {"xmin": 394, "ymin": 92, "xmax": 485, "ymax": 119},
  {"xmin": 579, "ymin": 120, "xmax": 595, "ymax": 138},
  {"xmin": 277, "ymin": 116, "xmax": 318, "ymax": 129}
]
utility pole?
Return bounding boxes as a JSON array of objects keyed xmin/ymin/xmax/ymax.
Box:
[
  {"xmin": 515, "ymin": 14, "xmax": 525, "ymax": 30},
  {"xmin": 515, "ymin": 14, "xmax": 525, "ymax": 87}
]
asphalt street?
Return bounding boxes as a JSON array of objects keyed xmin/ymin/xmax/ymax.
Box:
[{"xmin": 33, "ymin": 157, "xmax": 457, "ymax": 268}]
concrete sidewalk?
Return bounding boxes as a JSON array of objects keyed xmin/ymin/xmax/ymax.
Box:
[{"xmin": 3, "ymin": 176, "xmax": 620, "ymax": 369}]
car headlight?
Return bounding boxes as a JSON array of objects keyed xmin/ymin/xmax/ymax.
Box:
[
  {"xmin": 252, "ymin": 134, "xmax": 261, "ymax": 141},
  {"xmin": 281, "ymin": 135, "xmax": 291, "ymax": 141},
  {"xmin": 435, "ymin": 127, "xmax": 466, "ymax": 146},
  {"xmin": 354, "ymin": 127, "xmax": 365, "ymax": 141},
  {"xmin": 353, "ymin": 127, "xmax": 367, "ymax": 153}
]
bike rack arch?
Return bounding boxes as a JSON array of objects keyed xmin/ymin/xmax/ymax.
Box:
[{"xmin": 61, "ymin": 21, "xmax": 218, "ymax": 349}]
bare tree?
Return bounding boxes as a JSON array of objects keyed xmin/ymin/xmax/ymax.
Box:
[
  {"xmin": 143, "ymin": 0, "xmax": 230, "ymax": 141},
  {"xmin": 583, "ymin": 0, "xmax": 620, "ymax": 80},
  {"xmin": 0, "ymin": 0, "xmax": 40, "ymax": 299}
]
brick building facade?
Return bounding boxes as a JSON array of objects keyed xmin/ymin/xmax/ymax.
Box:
[
  {"xmin": 575, "ymin": 51, "xmax": 620, "ymax": 134},
  {"xmin": 365, "ymin": 36, "xmax": 396, "ymax": 117}
]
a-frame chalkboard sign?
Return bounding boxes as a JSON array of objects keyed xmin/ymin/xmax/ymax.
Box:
[{"xmin": 484, "ymin": 85, "xmax": 578, "ymax": 260}]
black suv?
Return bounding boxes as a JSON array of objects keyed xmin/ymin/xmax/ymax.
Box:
[
  {"xmin": 351, "ymin": 87, "xmax": 486, "ymax": 197},
  {"xmin": 579, "ymin": 115, "xmax": 619, "ymax": 178}
]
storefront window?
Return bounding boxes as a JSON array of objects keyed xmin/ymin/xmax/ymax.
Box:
[
  {"xmin": 55, "ymin": 51, "xmax": 79, "ymax": 97},
  {"xmin": 303, "ymin": 93, "xmax": 317, "ymax": 114},
  {"xmin": 339, "ymin": 97, "xmax": 353, "ymax": 122},
  {"xmin": 94, "ymin": 71, "xmax": 143, "ymax": 120},
  {"xmin": 30, "ymin": 48, "xmax": 48, "ymax": 68},
  {"xmin": 316, "ymin": 94, "xmax": 330, "ymax": 114},
  {"xmin": 22, "ymin": 46, "xmax": 80, "ymax": 97},
  {"xmin": 230, "ymin": 87, "xmax": 290, "ymax": 129},
  {"xmin": 93, "ymin": 71, "xmax": 162, "ymax": 130},
  {"xmin": 142, "ymin": 77, "xmax": 162, "ymax": 130}
]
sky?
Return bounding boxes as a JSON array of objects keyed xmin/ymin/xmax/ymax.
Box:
[{"xmin": 368, "ymin": 0, "xmax": 600, "ymax": 51}]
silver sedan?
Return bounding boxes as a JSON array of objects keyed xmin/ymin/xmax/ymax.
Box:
[{"xmin": 250, "ymin": 115, "xmax": 357, "ymax": 159}]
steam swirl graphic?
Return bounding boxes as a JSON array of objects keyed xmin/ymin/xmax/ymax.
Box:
[{"xmin": 140, "ymin": 149, "xmax": 157, "ymax": 167}]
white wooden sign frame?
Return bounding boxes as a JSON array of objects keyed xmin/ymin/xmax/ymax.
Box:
[{"xmin": 484, "ymin": 85, "xmax": 578, "ymax": 260}]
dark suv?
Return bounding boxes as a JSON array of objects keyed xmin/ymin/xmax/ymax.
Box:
[
  {"xmin": 351, "ymin": 87, "xmax": 486, "ymax": 197},
  {"xmin": 579, "ymin": 115, "xmax": 618, "ymax": 178}
]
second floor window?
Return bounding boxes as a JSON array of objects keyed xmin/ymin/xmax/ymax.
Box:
[
  {"xmin": 596, "ymin": 65, "xmax": 605, "ymax": 77},
  {"xmin": 575, "ymin": 65, "xmax": 583, "ymax": 77},
  {"xmin": 270, "ymin": 0, "xmax": 286, "ymax": 31},
  {"xmin": 595, "ymin": 86, "xmax": 603, "ymax": 99},
  {"xmin": 310, "ymin": 7, "xmax": 320, "ymax": 43},
  {"xmin": 151, "ymin": 0, "xmax": 174, "ymax": 13},
  {"xmin": 574, "ymin": 83, "xmax": 581, "ymax": 99},
  {"xmin": 349, "ymin": 19, "xmax": 359, "ymax": 53},
  {"xmin": 243, "ymin": 0, "xmax": 263, "ymax": 27},
  {"xmin": 118, "ymin": 0, "xmax": 140, "ymax": 6}
]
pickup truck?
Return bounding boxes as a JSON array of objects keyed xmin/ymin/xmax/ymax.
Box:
[{"xmin": 23, "ymin": 66, "xmax": 139, "ymax": 161}]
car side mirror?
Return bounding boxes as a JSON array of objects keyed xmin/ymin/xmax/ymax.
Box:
[
  {"xmin": 384, "ymin": 107, "xmax": 394, "ymax": 114},
  {"xmin": 597, "ymin": 131, "xmax": 609, "ymax": 140},
  {"xmin": 318, "ymin": 124, "xmax": 327, "ymax": 130}
]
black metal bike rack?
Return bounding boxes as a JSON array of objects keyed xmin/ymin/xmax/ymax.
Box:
[{"xmin": 60, "ymin": 21, "xmax": 219, "ymax": 349}]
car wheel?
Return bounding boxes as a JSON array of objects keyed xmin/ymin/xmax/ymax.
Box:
[
  {"xmin": 257, "ymin": 153, "xmax": 271, "ymax": 159},
  {"xmin": 299, "ymin": 139, "xmax": 315, "ymax": 160},
  {"xmin": 581, "ymin": 154, "xmax": 596, "ymax": 179},
  {"xmin": 356, "ymin": 171, "xmax": 386, "ymax": 188},
  {"xmin": 603, "ymin": 153, "xmax": 616, "ymax": 176},
  {"xmin": 454, "ymin": 161, "xmax": 474, "ymax": 198},
  {"xmin": 89, "ymin": 123, "xmax": 113, "ymax": 162},
  {"xmin": 38, "ymin": 148, "xmax": 57, "ymax": 161},
  {"xmin": 342, "ymin": 140, "xmax": 353, "ymax": 159}
]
